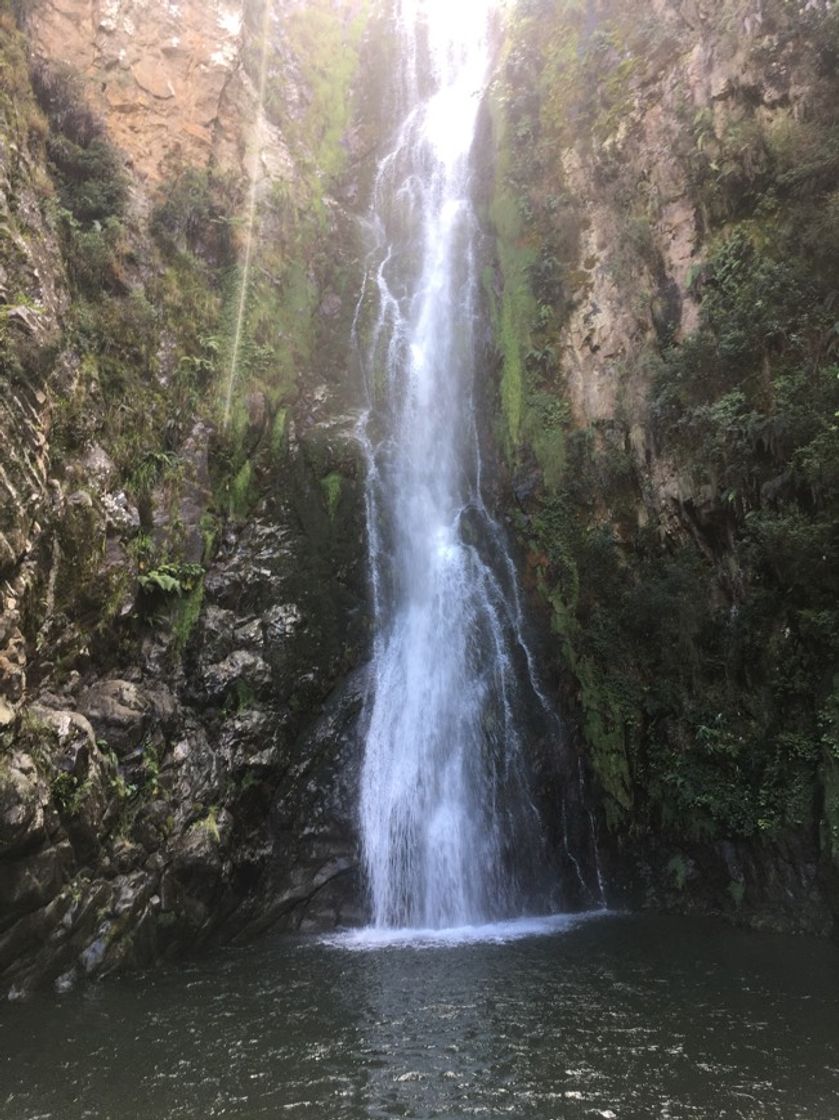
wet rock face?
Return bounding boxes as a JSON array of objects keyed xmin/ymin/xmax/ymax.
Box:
[
  {"xmin": 0, "ymin": 461, "xmax": 368, "ymax": 996},
  {"xmin": 231, "ymin": 667, "xmax": 369, "ymax": 939},
  {"xmin": 0, "ymin": 752, "xmax": 51, "ymax": 859},
  {"xmin": 79, "ymin": 680, "xmax": 151, "ymax": 756},
  {"xmin": 608, "ymin": 834, "xmax": 832, "ymax": 938},
  {"xmin": 0, "ymin": 165, "xmax": 369, "ymax": 988},
  {"xmin": 0, "ymin": 36, "xmax": 68, "ymax": 739},
  {"xmin": 0, "ymin": 0, "xmax": 374, "ymax": 994}
]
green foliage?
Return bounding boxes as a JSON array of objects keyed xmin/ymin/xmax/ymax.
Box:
[
  {"xmin": 128, "ymin": 451, "xmax": 182, "ymax": 499},
  {"xmin": 50, "ymin": 290, "xmax": 171, "ymax": 476},
  {"xmin": 320, "ymin": 471, "xmax": 343, "ymax": 521},
  {"xmin": 0, "ymin": 5, "xmax": 46, "ymax": 153},
  {"xmin": 151, "ymin": 167, "xmax": 239, "ymax": 268},
  {"xmin": 172, "ymin": 578, "xmax": 205, "ymax": 652},
  {"xmin": 110, "ymin": 767, "xmax": 137, "ymax": 803},
  {"xmin": 50, "ymin": 769, "xmax": 80, "ymax": 815},
  {"xmin": 47, "ymin": 134, "xmax": 126, "ymax": 224},
  {"xmin": 31, "ymin": 61, "xmax": 127, "ymax": 226},
  {"xmin": 138, "ymin": 562, "xmax": 204, "ymax": 596},
  {"xmin": 140, "ymin": 741, "xmax": 161, "ymax": 796},
  {"xmin": 57, "ymin": 211, "xmax": 125, "ymax": 296}
]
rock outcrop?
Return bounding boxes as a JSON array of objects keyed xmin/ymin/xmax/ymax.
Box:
[
  {"xmin": 28, "ymin": 0, "xmax": 284, "ymax": 185},
  {"xmin": 0, "ymin": 0, "xmax": 373, "ymax": 996}
]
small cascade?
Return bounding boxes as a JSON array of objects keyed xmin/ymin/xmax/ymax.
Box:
[{"xmin": 356, "ymin": 0, "xmax": 601, "ymax": 930}]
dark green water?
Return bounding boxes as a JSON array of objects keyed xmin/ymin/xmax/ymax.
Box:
[{"xmin": 2, "ymin": 914, "xmax": 838, "ymax": 1120}]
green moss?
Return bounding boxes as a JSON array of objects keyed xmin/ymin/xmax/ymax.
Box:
[
  {"xmin": 667, "ymin": 854, "xmax": 690, "ymax": 892},
  {"xmin": 288, "ymin": 1, "xmax": 368, "ymax": 182},
  {"xmin": 271, "ymin": 408, "xmax": 288, "ymax": 457},
  {"xmin": 199, "ymin": 513, "xmax": 219, "ymax": 565},
  {"xmin": 197, "ymin": 807, "xmax": 220, "ymax": 844},
  {"xmin": 172, "ymin": 577, "xmax": 205, "ymax": 653},
  {"xmin": 320, "ymin": 471, "xmax": 343, "ymax": 521},
  {"xmin": 486, "ymin": 89, "xmax": 538, "ymax": 457},
  {"xmin": 523, "ymin": 393, "xmax": 571, "ymax": 492},
  {"xmin": 0, "ymin": 6, "xmax": 40, "ymax": 140},
  {"xmin": 264, "ymin": 0, "xmax": 368, "ymax": 187},
  {"xmin": 576, "ymin": 656, "xmax": 634, "ymax": 826},
  {"xmin": 725, "ymin": 879, "xmax": 744, "ymax": 908},
  {"xmin": 228, "ymin": 680, "xmax": 257, "ymax": 714},
  {"xmin": 229, "ymin": 459, "xmax": 255, "ymax": 520}
]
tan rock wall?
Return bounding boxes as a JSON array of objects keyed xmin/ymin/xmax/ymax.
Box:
[
  {"xmin": 557, "ymin": 0, "xmax": 825, "ymax": 472},
  {"xmin": 28, "ymin": 0, "xmax": 253, "ymax": 183}
]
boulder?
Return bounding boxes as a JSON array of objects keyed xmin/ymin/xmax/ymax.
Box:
[
  {"xmin": 81, "ymin": 445, "xmax": 117, "ymax": 490},
  {"xmin": 0, "ymin": 840, "xmax": 73, "ymax": 919},
  {"xmin": 78, "ymin": 680, "xmax": 150, "ymax": 756},
  {"xmin": 197, "ymin": 605, "xmax": 238, "ymax": 665},
  {"xmin": 101, "ymin": 491, "xmax": 141, "ymax": 535},
  {"xmin": 30, "ymin": 707, "xmax": 118, "ymax": 861},
  {"xmin": 201, "ymin": 650, "xmax": 272, "ymax": 703},
  {"xmin": 0, "ymin": 752, "xmax": 49, "ymax": 858},
  {"xmin": 0, "ymin": 628, "xmax": 27, "ymax": 708}
]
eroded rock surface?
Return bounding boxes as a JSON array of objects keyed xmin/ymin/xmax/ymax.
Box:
[
  {"xmin": 0, "ymin": 0, "xmax": 372, "ymax": 995},
  {"xmin": 28, "ymin": 0, "xmax": 284, "ymax": 184}
]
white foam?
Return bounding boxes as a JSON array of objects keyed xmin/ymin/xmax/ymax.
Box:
[{"xmin": 321, "ymin": 911, "xmax": 609, "ymax": 952}]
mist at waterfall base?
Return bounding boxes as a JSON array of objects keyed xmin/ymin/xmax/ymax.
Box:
[{"xmin": 355, "ymin": 0, "xmax": 600, "ymax": 934}]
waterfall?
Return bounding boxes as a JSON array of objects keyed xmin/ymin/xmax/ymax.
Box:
[{"xmin": 356, "ymin": 0, "xmax": 589, "ymax": 931}]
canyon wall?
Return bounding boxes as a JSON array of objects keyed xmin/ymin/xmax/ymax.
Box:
[
  {"xmin": 0, "ymin": 0, "xmax": 373, "ymax": 997},
  {"xmin": 3, "ymin": 0, "xmax": 839, "ymax": 996},
  {"xmin": 486, "ymin": 0, "xmax": 839, "ymax": 932}
]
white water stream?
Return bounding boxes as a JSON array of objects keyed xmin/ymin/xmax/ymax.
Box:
[{"xmin": 356, "ymin": 0, "xmax": 578, "ymax": 932}]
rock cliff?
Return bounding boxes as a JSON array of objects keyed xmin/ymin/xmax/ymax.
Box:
[
  {"xmin": 3, "ymin": 0, "xmax": 839, "ymax": 997},
  {"xmin": 29, "ymin": 0, "xmax": 254, "ymax": 184},
  {"xmin": 487, "ymin": 0, "xmax": 839, "ymax": 932},
  {"xmin": 0, "ymin": 0, "xmax": 373, "ymax": 996}
]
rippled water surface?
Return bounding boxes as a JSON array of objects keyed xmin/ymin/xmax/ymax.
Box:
[{"xmin": 2, "ymin": 914, "xmax": 839, "ymax": 1119}]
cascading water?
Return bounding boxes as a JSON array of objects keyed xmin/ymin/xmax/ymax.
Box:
[{"xmin": 357, "ymin": 0, "xmax": 599, "ymax": 931}]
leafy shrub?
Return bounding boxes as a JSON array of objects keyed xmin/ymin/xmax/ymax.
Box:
[
  {"xmin": 31, "ymin": 61, "xmax": 127, "ymax": 226},
  {"xmin": 150, "ymin": 168, "xmax": 239, "ymax": 268},
  {"xmin": 138, "ymin": 562, "xmax": 204, "ymax": 596},
  {"xmin": 59, "ymin": 212, "xmax": 125, "ymax": 295}
]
